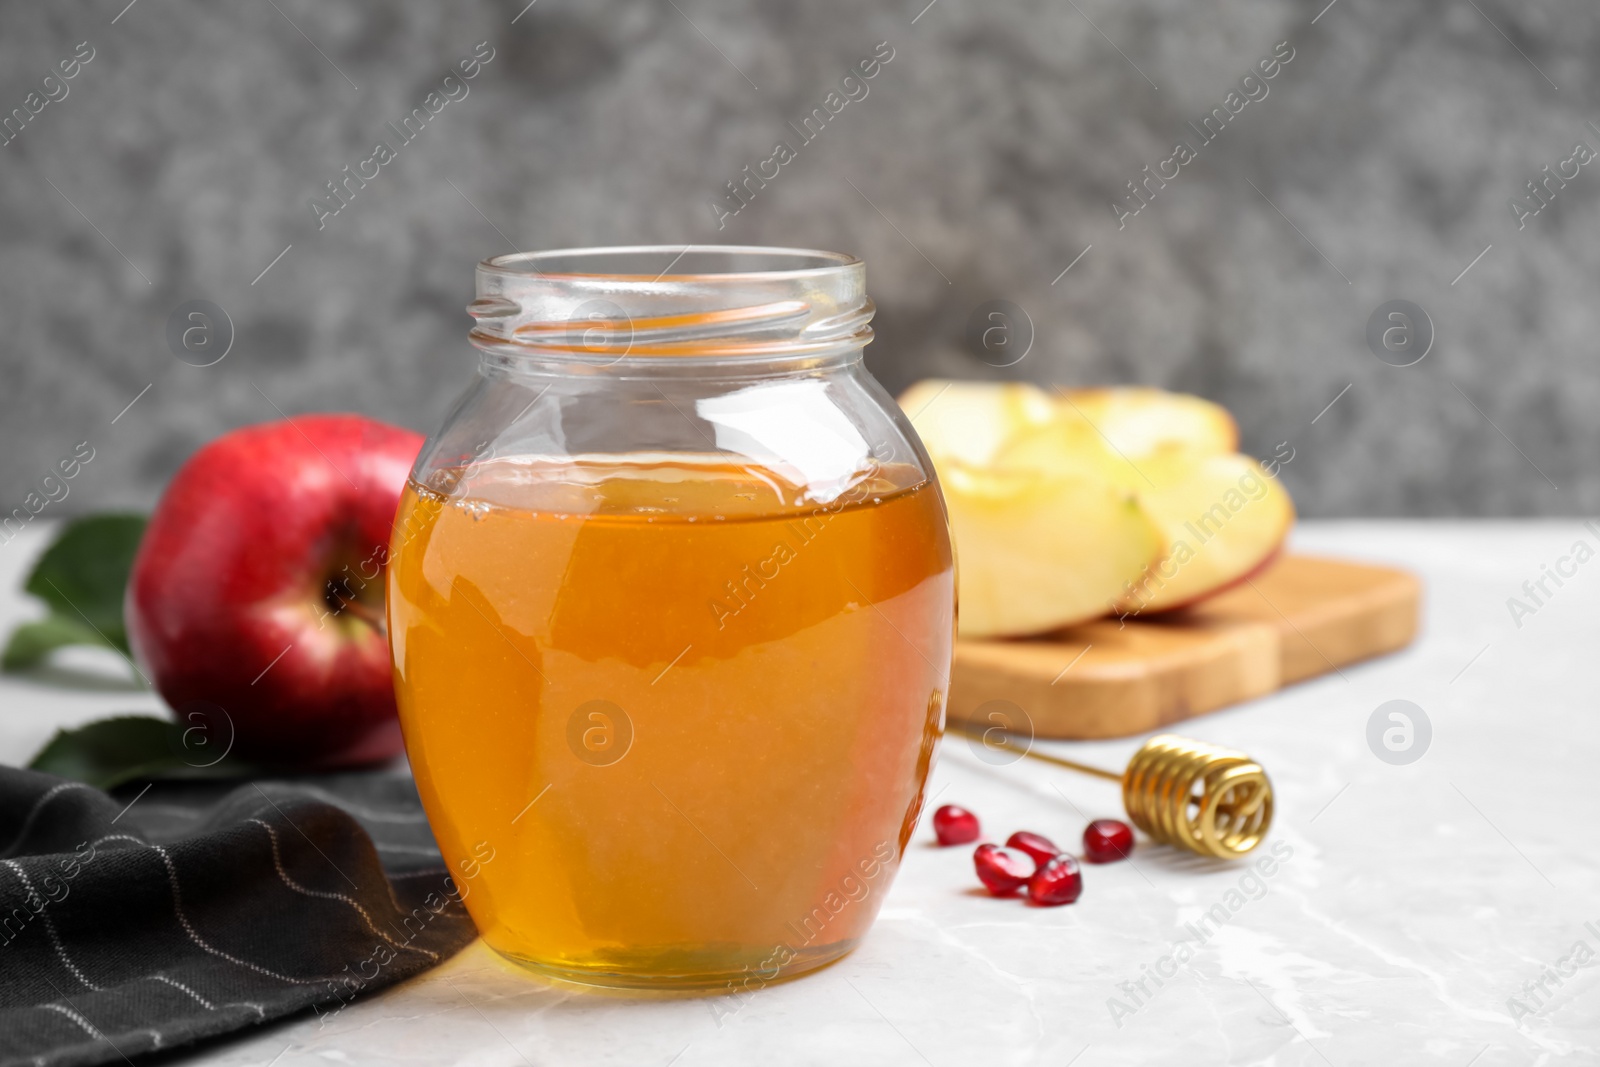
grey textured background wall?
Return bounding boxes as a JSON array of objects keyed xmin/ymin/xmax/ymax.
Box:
[{"xmin": 0, "ymin": 0, "xmax": 1592, "ymax": 517}]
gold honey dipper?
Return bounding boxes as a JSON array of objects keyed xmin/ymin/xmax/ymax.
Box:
[{"xmin": 960, "ymin": 728, "xmax": 1274, "ymax": 860}]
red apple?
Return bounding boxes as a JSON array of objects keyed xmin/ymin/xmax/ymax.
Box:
[{"xmin": 127, "ymin": 415, "xmax": 424, "ymax": 767}]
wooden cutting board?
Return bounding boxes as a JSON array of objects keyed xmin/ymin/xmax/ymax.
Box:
[{"xmin": 947, "ymin": 555, "xmax": 1421, "ymax": 739}]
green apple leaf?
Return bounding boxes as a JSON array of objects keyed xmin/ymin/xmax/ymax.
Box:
[
  {"xmin": 27, "ymin": 715, "xmax": 260, "ymax": 790},
  {"xmin": 3, "ymin": 512, "xmax": 147, "ymax": 674},
  {"xmin": 1, "ymin": 616, "xmax": 112, "ymax": 671},
  {"xmin": 22, "ymin": 513, "xmax": 147, "ymax": 651}
]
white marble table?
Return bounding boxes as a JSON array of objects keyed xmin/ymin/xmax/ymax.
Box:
[{"xmin": 2, "ymin": 522, "xmax": 1596, "ymax": 1065}]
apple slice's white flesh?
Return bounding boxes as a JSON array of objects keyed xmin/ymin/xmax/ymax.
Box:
[
  {"xmin": 1110, "ymin": 451, "xmax": 1293, "ymax": 613},
  {"xmin": 995, "ymin": 432, "xmax": 1293, "ymax": 614},
  {"xmin": 940, "ymin": 461, "xmax": 1164, "ymax": 637},
  {"xmin": 1057, "ymin": 387, "xmax": 1239, "ymax": 458},
  {"xmin": 898, "ymin": 379, "xmax": 1056, "ymax": 467}
]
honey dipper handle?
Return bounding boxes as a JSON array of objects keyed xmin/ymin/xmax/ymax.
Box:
[
  {"xmin": 1007, "ymin": 746, "xmax": 1124, "ymax": 782},
  {"xmin": 950, "ymin": 724, "xmax": 1124, "ymax": 782}
]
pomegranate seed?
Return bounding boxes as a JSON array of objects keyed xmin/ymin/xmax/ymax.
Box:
[
  {"xmin": 1083, "ymin": 819, "xmax": 1135, "ymax": 863},
  {"xmin": 932, "ymin": 804, "xmax": 981, "ymax": 846},
  {"xmin": 1027, "ymin": 854, "xmax": 1083, "ymax": 906},
  {"xmin": 973, "ymin": 844, "xmax": 1032, "ymax": 896},
  {"xmin": 1005, "ymin": 830, "xmax": 1060, "ymax": 868}
]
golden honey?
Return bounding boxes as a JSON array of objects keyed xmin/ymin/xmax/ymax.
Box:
[{"xmin": 387, "ymin": 454, "xmax": 953, "ymax": 987}]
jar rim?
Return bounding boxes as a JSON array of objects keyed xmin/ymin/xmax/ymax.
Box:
[
  {"xmin": 471, "ymin": 244, "xmax": 873, "ymax": 365},
  {"xmin": 480, "ymin": 245, "xmax": 863, "ymax": 283}
]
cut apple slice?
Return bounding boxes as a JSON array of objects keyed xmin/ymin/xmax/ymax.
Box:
[
  {"xmin": 994, "ymin": 415, "xmax": 1129, "ymax": 483},
  {"xmin": 994, "ymin": 431, "xmax": 1293, "ymax": 615},
  {"xmin": 898, "ymin": 380, "xmax": 1056, "ymax": 467},
  {"xmin": 938, "ymin": 461, "xmax": 1164, "ymax": 637},
  {"xmin": 1056, "ymin": 387, "xmax": 1238, "ymax": 458},
  {"xmin": 1112, "ymin": 451, "xmax": 1293, "ymax": 614}
]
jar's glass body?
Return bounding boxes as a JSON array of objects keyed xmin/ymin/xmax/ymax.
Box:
[{"xmin": 387, "ymin": 248, "xmax": 955, "ymax": 989}]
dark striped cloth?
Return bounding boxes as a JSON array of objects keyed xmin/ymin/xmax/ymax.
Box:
[{"xmin": 0, "ymin": 767, "xmax": 477, "ymax": 1067}]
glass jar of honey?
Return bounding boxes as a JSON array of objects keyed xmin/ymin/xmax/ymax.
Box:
[{"xmin": 387, "ymin": 246, "xmax": 955, "ymax": 989}]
